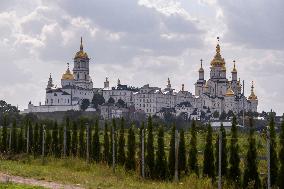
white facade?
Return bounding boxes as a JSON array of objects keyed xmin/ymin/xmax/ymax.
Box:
[{"xmin": 23, "ymin": 38, "xmax": 95, "ymax": 113}]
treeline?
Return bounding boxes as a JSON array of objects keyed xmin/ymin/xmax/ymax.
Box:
[{"xmin": 1, "ymin": 114, "xmax": 284, "ymax": 188}]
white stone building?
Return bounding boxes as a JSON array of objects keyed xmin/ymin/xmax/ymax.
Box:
[
  {"xmin": 194, "ymin": 42, "xmax": 258, "ymax": 115},
  {"xmin": 23, "ymin": 38, "xmax": 96, "ymax": 113}
]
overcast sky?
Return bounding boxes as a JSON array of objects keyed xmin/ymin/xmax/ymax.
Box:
[{"xmin": 0, "ymin": 0, "xmax": 283, "ymax": 114}]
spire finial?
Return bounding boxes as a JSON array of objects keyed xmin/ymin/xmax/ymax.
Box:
[
  {"xmin": 216, "ymin": 37, "xmax": 220, "ymax": 53},
  {"xmin": 80, "ymin": 37, "xmax": 83, "ymax": 51},
  {"xmin": 182, "ymin": 84, "xmax": 184, "ymax": 91},
  {"xmin": 217, "ymin": 36, "xmax": 220, "ymax": 42},
  {"xmin": 168, "ymin": 77, "xmax": 170, "ymax": 84},
  {"xmin": 106, "ymin": 77, "xmax": 108, "ymax": 82},
  {"xmin": 200, "ymin": 59, "xmax": 203, "ymax": 68},
  {"xmin": 49, "ymin": 73, "xmax": 52, "ymax": 78},
  {"xmin": 67, "ymin": 62, "xmax": 70, "ymax": 69}
]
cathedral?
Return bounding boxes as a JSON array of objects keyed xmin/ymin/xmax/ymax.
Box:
[
  {"xmin": 194, "ymin": 42, "xmax": 258, "ymax": 114},
  {"xmin": 23, "ymin": 38, "xmax": 258, "ymax": 119},
  {"xmin": 23, "ymin": 38, "xmax": 95, "ymax": 113}
]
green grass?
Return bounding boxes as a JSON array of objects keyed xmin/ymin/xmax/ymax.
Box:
[
  {"xmin": 0, "ymin": 156, "xmax": 220, "ymax": 189},
  {"xmin": 0, "ymin": 183, "xmax": 45, "ymax": 189}
]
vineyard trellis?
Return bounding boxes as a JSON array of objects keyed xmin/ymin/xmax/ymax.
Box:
[{"xmin": 0, "ymin": 115, "xmax": 284, "ymax": 188}]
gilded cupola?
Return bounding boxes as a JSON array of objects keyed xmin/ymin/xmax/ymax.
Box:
[
  {"xmin": 248, "ymin": 81, "xmax": 258, "ymax": 100},
  {"xmin": 62, "ymin": 63, "xmax": 74, "ymax": 80},
  {"xmin": 225, "ymin": 81, "xmax": 235, "ymax": 97},
  {"xmin": 210, "ymin": 42, "xmax": 226, "ymax": 68},
  {"xmin": 74, "ymin": 37, "xmax": 89, "ymax": 59}
]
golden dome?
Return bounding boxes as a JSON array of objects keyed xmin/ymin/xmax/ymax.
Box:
[
  {"xmin": 74, "ymin": 37, "xmax": 89, "ymax": 59},
  {"xmin": 248, "ymin": 81, "xmax": 258, "ymax": 100},
  {"xmin": 211, "ymin": 43, "xmax": 226, "ymax": 68},
  {"xmin": 226, "ymin": 82, "xmax": 234, "ymax": 97},
  {"xmin": 232, "ymin": 61, "xmax": 237, "ymax": 73},
  {"xmin": 62, "ymin": 64, "xmax": 74, "ymax": 80},
  {"xmin": 221, "ymin": 65, "xmax": 226, "ymax": 71}
]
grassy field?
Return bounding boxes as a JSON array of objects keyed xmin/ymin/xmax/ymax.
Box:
[
  {"xmin": 0, "ymin": 156, "xmax": 225, "ymax": 189},
  {"xmin": 0, "ymin": 183, "xmax": 44, "ymax": 189}
]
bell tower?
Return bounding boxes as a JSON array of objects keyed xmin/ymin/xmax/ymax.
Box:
[{"xmin": 73, "ymin": 37, "xmax": 93, "ymax": 89}]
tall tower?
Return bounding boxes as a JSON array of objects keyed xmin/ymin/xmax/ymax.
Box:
[
  {"xmin": 195, "ymin": 59, "xmax": 206, "ymax": 96},
  {"xmin": 231, "ymin": 60, "xmax": 238, "ymax": 94},
  {"xmin": 46, "ymin": 73, "xmax": 54, "ymax": 90},
  {"xmin": 248, "ymin": 81, "xmax": 258, "ymax": 112},
  {"xmin": 73, "ymin": 37, "xmax": 93, "ymax": 89}
]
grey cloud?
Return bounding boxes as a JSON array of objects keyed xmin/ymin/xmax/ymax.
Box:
[{"xmin": 219, "ymin": 0, "xmax": 284, "ymax": 49}]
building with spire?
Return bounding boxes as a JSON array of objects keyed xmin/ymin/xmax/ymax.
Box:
[
  {"xmin": 23, "ymin": 38, "xmax": 96, "ymax": 113},
  {"xmin": 194, "ymin": 40, "xmax": 258, "ymax": 115},
  {"xmin": 23, "ymin": 37, "xmax": 258, "ymax": 119}
]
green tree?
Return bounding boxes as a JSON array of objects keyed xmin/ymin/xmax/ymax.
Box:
[
  {"xmin": 139, "ymin": 122, "xmax": 145, "ymax": 177},
  {"xmin": 146, "ymin": 116, "xmax": 155, "ymax": 178},
  {"xmin": 52, "ymin": 122, "xmax": 59, "ymax": 157},
  {"xmin": 10, "ymin": 119, "xmax": 17, "ymax": 153},
  {"xmin": 203, "ymin": 124, "xmax": 215, "ymax": 179},
  {"xmin": 1, "ymin": 115, "xmax": 8, "ymax": 153},
  {"xmin": 92, "ymin": 93, "xmax": 105, "ymax": 108},
  {"xmin": 92, "ymin": 119, "xmax": 101, "ymax": 162},
  {"xmin": 268, "ymin": 116, "xmax": 278, "ymax": 187},
  {"xmin": 168, "ymin": 124, "xmax": 176, "ymax": 178},
  {"xmin": 155, "ymin": 126, "xmax": 168, "ymax": 179},
  {"xmin": 71, "ymin": 121, "xmax": 78, "ymax": 156},
  {"xmin": 178, "ymin": 129, "xmax": 187, "ymax": 176},
  {"xmin": 17, "ymin": 125, "xmax": 24, "ymax": 153},
  {"xmin": 45, "ymin": 126, "xmax": 52, "ymax": 155},
  {"xmin": 228, "ymin": 115, "xmax": 241, "ymax": 184},
  {"xmin": 125, "ymin": 126, "xmax": 136, "ymax": 171},
  {"xmin": 39, "ymin": 124, "xmax": 43, "ymax": 155},
  {"xmin": 243, "ymin": 118, "xmax": 260, "ymax": 188},
  {"xmin": 65, "ymin": 117, "xmax": 71, "ymax": 156},
  {"xmin": 188, "ymin": 120, "xmax": 198, "ymax": 175},
  {"xmin": 59, "ymin": 124, "xmax": 64, "ymax": 157},
  {"xmin": 80, "ymin": 99, "xmax": 90, "ymax": 111},
  {"xmin": 118, "ymin": 118, "xmax": 126, "ymax": 165},
  {"xmin": 33, "ymin": 122, "xmax": 40, "ymax": 155},
  {"xmin": 110, "ymin": 119, "xmax": 117, "ymax": 163},
  {"xmin": 79, "ymin": 120, "xmax": 86, "ymax": 158},
  {"xmin": 103, "ymin": 122, "xmax": 110, "ymax": 164},
  {"xmin": 215, "ymin": 123, "xmax": 228, "ymax": 177},
  {"xmin": 278, "ymin": 119, "xmax": 284, "ymax": 188},
  {"xmin": 108, "ymin": 97, "xmax": 115, "ymax": 104},
  {"xmin": 27, "ymin": 121, "xmax": 34, "ymax": 153}
]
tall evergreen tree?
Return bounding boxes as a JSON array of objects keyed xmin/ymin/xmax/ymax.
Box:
[
  {"xmin": 11, "ymin": 119, "xmax": 17, "ymax": 153},
  {"xmin": 17, "ymin": 125, "xmax": 24, "ymax": 153},
  {"xmin": 203, "ymin": 124, "xmax": 215, "ymax": 179},
  {"xmin": 146, "ymin": 116, "xmax": 155, "ymax": 178},
  {"xmin": 45, "ymin": 126, "xmax": 52, "ymax": 155},
  {"xmin": 125, "ymin": 126, "xmax": 136, "ymax": 171},
  {"xmin": 139, "ymin": 122, "xmax": 145, "ymax": 177},
  {"xmin": 52, "ymin": 121, "xmax": 59, "ymax": 157},
  {"xmin": 278, "ymin": 119, "xmax": 284, "ymax": 188},
  {"xmin": 228, "ymin": 115, "xmax": 241, "ymax": 184},
  {"xmin": 188, "ymin": 120, "xmax": 198, "ymax": 175},
  {"xmin": 168, "ymin": 124, "xmax": 176, "ymax": 178},
  {"xmin": 103, "ymin": 122, "xmax": 110, "ymax": 164},
  {"xmin": 155, "ymin": 126, "xmax": 167, "ymax": 179},
  {"xmin": 66, "ymin": 117, "xmax": 71, "ymax": 156},
  {"xmin": 118, "ymin": 118, "xmax": 126, "ymax": 165},
  {"xmin": 178, "ymin": 129, "xmax": 187, "ymax": 176},
  {"xmin": 33, "ymin": 122, "xmax": 40, "ymax": 155},
  {"xmin": 1, "ymin": 115, "xmax": 8, "ymax": 153},
  {"xmin": 92, "ymin": 119, "xmax": 101, "ymax": 162},
  {"xmin": 243, "ymin": 118, "xmax": 260, "ymax": 188},
  {"xmin": 71, "ymin": 121, "xmax": 78, "ymax": 156},
  {"xmin": 268, "ymin": 116, "xmax": 278, "ymax": 187},
  {"xmin": 215, "ymin": 123, "xmax": 228, "ymax": 177},
  {"xmin": 39, "ymin": 124, "xmax": 43, "ymax": 155},
  {"xmin": 110, "ymin": 119, "xmax": 117, "ymax": 161},
  {"xmin": 79, "ymin": 119, "xmax": 86, "ymax": 158},
  {"xmin": 59, "ymin": 124, "xmax": 64, "ymax": 156},
  {"xmin": 27, "ymin": 121, "xmax": 34, "ymax": 153}
]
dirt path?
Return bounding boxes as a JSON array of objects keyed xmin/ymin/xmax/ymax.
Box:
[{"xmin": 0, "ymin": 173, "xmax": 84, "ymax": 189}]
